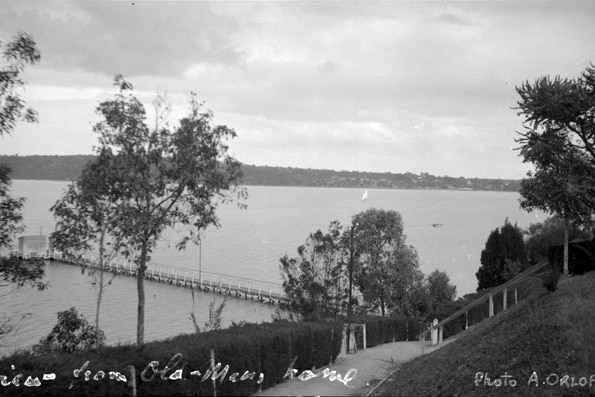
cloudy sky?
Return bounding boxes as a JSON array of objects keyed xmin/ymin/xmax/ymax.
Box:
[{"xmin": 1, "ymin": 1, "xmax": 593, "ymax": 179}]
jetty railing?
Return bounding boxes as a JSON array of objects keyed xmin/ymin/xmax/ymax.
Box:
[
  {"xmin": 420, "ymin": 259, "xmax": 550, "ymax": 347},
  {"xmin": 23, "ymin": 251, "xmax": 289, "ymax": 305}
]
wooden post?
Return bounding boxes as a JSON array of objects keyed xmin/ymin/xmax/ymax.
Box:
[
  {"xmin": 503, "ymin": 288, "xmax": 508, "ymax": 311},
  {"xmin": 515, "ymin": 288, "xmax": 518, "ymax": 304},
  {"xmin": 211, "ymin": 349, "xmax": 217, "ymax": 397},
  {"xmin": 465, "ymin": 311, "xmax": 469, "ymax": 330},
  {"xmin": 488, "ymin": 294, "xmax": 494, "ymax": 318},
  {"xmin": 431, "ymin": 318, "xmax": 438, "ymax": 345},
  {"xmin": 363, "ymin": 324, "xmax": 367, "ymax": 350},
  {"xmin": 127, "ymin": 365, "xmax": 136, "ymax": 397},
  {"xmin": 438, "ymin": 326, "xmax": 443, "ymax": 346}
]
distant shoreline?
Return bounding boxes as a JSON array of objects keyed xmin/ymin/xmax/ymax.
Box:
[
  {"xmin": 10, "ymin": 179, "xmax": 520, "ymax": 194},
  {"xmin": 2, "ymin": 155, "xmax": 521, "ymax": 192}
]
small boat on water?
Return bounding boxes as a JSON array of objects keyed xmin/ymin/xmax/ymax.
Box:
[
  {"xmin": 432, "ymin": 222, "xmax": 444, "ymax": 227},
  {"xmin": 361, "ymin": 189, "xmax": 368, "ymax": 202}
]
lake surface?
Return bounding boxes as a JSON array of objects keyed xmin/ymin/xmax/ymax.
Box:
[{"xmin": 0, "ymin": 180, "xmax": 546, "ymax": 356}]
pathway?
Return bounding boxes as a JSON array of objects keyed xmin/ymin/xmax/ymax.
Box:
[{"xmin": 252, "ymin": 339, "xmax": 454, "ymax": 397}]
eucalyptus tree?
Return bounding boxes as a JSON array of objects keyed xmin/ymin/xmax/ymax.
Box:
[
  {"xmin": 0, "ymin": 31, "xmax": 40, "ymax": 255},
  {"xmin": 351, "ymin": 208, "xmax": 421, "ymax": 317},
  {"xmin": 88, "ymin": 75, "xmax": 246, "ymax": 345},
  {"xmin": 51, "ymin": 152, "xmax": 124, "ymax": 348},
  {"xmin": 0, "ymin": 32, "xmax": 45, "ymax": 340},
  {"xmin": 279, "ymin": 220, "xmax": 348, "ymax": 320}
]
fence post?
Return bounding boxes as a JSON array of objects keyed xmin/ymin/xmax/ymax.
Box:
[
  {"xmin": 503, "ymin": 288, "xmax": 508, "ymax": 311},
  {"xmin": 465, "ymin": 311, "xmax": 469, "ymax": 330},
  {"xmin": 438, "ymin": 326, "xmax": 443, "ymax": 346},
  {"xmin": 363, "ymin": 324, "xmax": 367, "ymax": 350},
  {"xmin": 488, "ymin": 294, "xmax": 494, "ymax": 318},
  {"xmin": 431, "ymin": 318, "xmax": 438, "ymax": 345},
  {"xmin": 515, "ymin": 288, "xmax": 518, "ymax": 304}
]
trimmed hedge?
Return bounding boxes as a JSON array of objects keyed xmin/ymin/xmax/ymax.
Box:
[{"xmin": 0, "ymin": 320, "xmax": 343, "ymax": 397}]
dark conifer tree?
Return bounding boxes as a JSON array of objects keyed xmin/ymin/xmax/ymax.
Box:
[{"xmin": 476, "ymin": 219, "xmax": 527, "ymax": 290}]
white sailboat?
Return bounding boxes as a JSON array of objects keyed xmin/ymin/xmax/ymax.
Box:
[{"xmin": 361, "ymin": 189, "xmax": 368, "ymax": 202}]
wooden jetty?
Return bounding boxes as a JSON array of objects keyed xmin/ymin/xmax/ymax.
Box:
[{"xmin": 19, "ymin": 251, "xmax": 289, "ymax": 306}]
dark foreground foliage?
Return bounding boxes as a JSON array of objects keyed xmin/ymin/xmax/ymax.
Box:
[{"xmin": 0, "ymin": 320, "xmax": 343, "ymax": 396}]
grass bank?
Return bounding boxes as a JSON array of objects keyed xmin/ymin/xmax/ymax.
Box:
[{"xmin": 374, "ymin": 272, "xmax": 595, "ymax": 396}]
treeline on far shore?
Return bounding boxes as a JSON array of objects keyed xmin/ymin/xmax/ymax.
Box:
[{"xmin": 0, "ymin": 155, "xmax": 521, "ymax": 191}]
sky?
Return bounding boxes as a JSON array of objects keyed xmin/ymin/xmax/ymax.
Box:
[{"xmin": 0, "ymin": 1, "xmax": 594, "ymax": 179}]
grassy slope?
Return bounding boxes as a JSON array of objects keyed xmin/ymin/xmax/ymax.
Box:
[{"xmin": 375, "ymin": 273, "xmax": 595, "ymax": 396}]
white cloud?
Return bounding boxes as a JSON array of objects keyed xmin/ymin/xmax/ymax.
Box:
[{"xmin": 1, "ymin": 0, "xmax": 594, "ymax": 179}]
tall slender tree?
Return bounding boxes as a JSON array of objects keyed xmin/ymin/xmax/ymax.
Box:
[
  {"xmin": 86, "ymin": 75, "xmax": 245, "ymax": 345},
  {"xmin": 515, "ymin": 65, "xmax": 595, "ymax": 273},
  {"xmin": 0, "ymin": 32, "xmax": 45, "ymax": 341},
  {"xmin": 51, "ymin": 152, "xmax": 126, "ymax": 347}
]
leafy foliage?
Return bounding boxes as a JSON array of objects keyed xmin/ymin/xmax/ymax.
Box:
[
  {"xmin": 280, "ymin": 220, "xmax": 348, "ymax": 320},
  {"xmin": 0, "ymin": 32, "xmax": 45, "ymax": 342},
  {"xmin": 189, "ymin": 290, "xmax": 227, "ymax": 333},
  {"xmin": 525, "ymin": 215, "xmax": 592, "ymax": 265},
  {"xmin": 77, "ymin": 75, "xmax": 246, "ymax": 345},
  {"xmin": 352, "ymin": 208, "xmax": 421, "ymax": 316},
  {"xmin": 279, "ymin": 209, "xmax": 452, "ymax": 322},
  {"xmin": 516, "ymin": 64, "xmax": 595, "ymax": 273},
  {"xmin": 0, "ymin": 31, "xmax": 39, "ymax": 251},
  {"xmin": 426, "ymin": 269, "xmax": 457, "ymax": 314},
  {"xmin": 0, "ymin": 31, "xmax": 40, "ymax": 136},
  {"xmin": 515, "ymin": 65, "xmax": 595, "ymax": 167},
  {"xmin": 476, "ymin": 219, "xmax": 527, "ymax": 290},
  {"xmin": 34, "ymin": 307, "xmax": 105, "ymax": 354}
]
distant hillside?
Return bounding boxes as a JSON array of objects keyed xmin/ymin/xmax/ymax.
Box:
[
  {"xmin": 0, "ymin": 155, "xmax": 520, "ymax": 191},
  {"xmin": 1, "ymin": 155, "xmax": 94, "ymax": 181}
]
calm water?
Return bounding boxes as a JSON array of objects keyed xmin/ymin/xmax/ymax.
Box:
[{"xmin": 0, "ymin": 180, "xmax": 545, "ymax": 356}]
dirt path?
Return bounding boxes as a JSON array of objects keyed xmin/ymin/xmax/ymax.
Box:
[{"xmin": 252, "ymin": 339, "xmax": 453, "ymax": 397}]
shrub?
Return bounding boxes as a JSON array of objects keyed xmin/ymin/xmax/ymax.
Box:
[
  {"xmin": 1, "ymin": 320, "xmax": 344, "ymax": 397},
  {"xmin": 33, "ymin": 307, "xmax": 105, "ymax": 355}
]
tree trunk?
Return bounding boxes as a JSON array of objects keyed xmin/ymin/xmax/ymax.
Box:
[
  {"xmin": 96, "ymin": 224, "xmax": 106, "ymax": 348},
  {"xmin": 563, "ymin": 222, "xmax": 569, "ymax": 275},
  {"xmin": 137, "ymin": 241, "xmax": 148, "ymax": 345}
]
